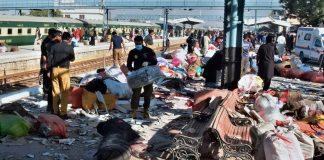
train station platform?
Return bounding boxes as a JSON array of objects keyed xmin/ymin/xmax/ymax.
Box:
[{"xmin": 0, "ymin": 37, "xmax": 186, "ymax": 76}]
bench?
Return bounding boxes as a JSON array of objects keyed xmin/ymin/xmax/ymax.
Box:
[
  {"xmin": 169, "ymin": 91, "xmax": 226, "ymax": 159},
  {"xmin": 209, "ymin": 91, "xmax": 253, "ymax": 159},
  {"xmin": 170, "ymin": 90, "xmax": 253, "ymax": 160}
]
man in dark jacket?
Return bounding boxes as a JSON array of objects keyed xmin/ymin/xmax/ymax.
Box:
[
  {"xmin": 203, "ymin": 50, "xmax": 224, "ymax": 88},
  {"xmin": 47, "ymin": 31, "xmax": 75, "ymax": 119},
  {"xmin": 127, "ymin": 36, "xmax": 157, "ymax": 119},
  {"xmin": 40, "ymin": 28, "xmax": 56, "ymax": 113},
  {"xmin": 257, "ymin": 35, "xmax": 276, "ymax": 91},
  {"xmin": 186, "ymin": 33, "xmax": 195, "ymax": 54}
]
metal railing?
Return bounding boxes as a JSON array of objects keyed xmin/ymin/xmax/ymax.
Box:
[{"xmin": 0, "ymin": 0, "xmax": 282, "ymax": 10}]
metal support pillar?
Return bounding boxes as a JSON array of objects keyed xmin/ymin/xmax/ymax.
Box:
[
  {"xmin": 221, "ymin": 0, "xmax": 245, "ymax": 90},
  {"xmin": 183, "ymin": 23, "xmax": 185, "ymax": 37},
  {"xmin": 254, "ymin": 9, "xmax": 257, "ymax": 34},
  {"xmin": 106, "ymin": 9, "xmax": 109, "ymax": 29},
  {"xmin": 163, "ymin": 9, "xmax": 169, "ymax": 50},
  {"xmin": 48, "ymin": 9, "xmax": 50, "ymax": 17}
]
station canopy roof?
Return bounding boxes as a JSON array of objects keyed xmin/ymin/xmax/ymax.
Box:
[
  {"xmin": 159, "ymin": 17, "xmax": 204, "ymax": 25},
  {"xmin": 244, "ymin": 17, "xmax": 291, "ymax": 27}
]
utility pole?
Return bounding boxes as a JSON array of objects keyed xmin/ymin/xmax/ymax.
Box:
[
  {"xmin": 254, "ymin": 9, "xmax": 257, "ymax": 34},
  {"xmin": 221, "ymin": 0, "xmax": 245, "ymax": 90},
  {"xmin": 163, "ymin": 8, "xmax": 169, "ymax": 50}
]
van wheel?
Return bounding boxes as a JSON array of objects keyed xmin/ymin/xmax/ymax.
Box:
[{"xmin": 300, "ymin": 52, "xmax": 307, "ymax": 63}]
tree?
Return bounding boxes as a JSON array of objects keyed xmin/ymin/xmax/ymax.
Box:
[
  {"xmin": 29, "ymin": 9, "xmax": 62, "ymax": 17},
  {"xmin": 280, "ymin": 0, "xmax": 324, "ymax": 26}
]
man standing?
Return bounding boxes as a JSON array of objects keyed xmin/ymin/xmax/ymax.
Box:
[
  {"xmin": 242, "ymin": 34, "xmax": 254, "ymax": 75},
  {"xmin": 40, "ymin": 28, "xmax": 56, "ymax": 113},
  {"xmin": 257, "ymin": 35, "xmax": 276, "ymax": 91},
  {"xmin": 47, "ymin": 31, "xmax": 75, "ymax": 119},
  {"xmin": 201, "ymin": 32, "xmax": 211, "ymax": 55},
  {"xmin": 109, "ymin": 31, "xmax": 126, "ymax": 66},
  {"xmin": 277, "ymin": 33, "xmax": 286, "ymax": 57},
  {"xmin": 127, "ymin": 36, "xmax": 157, "ymax": 119},
  {"xmin": 90, "ymin": 27, "xmax": 97, "ymax": 46},
  {"xmin": 33, "ymin": 27, "xmax": 42, "ymax": 50},
  {"xmin": 186, "ymin": 33, "xmax": 195, "ymax": 54},
  {"xmin": 144, "ymin": 29, "xmax": 154, "ymax": 49}
]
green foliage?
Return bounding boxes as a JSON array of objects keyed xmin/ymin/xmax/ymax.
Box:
[
  {"xmin": 280, "ymin": 0, "xmax": 324, "ymax": 26},
  {"xmin": 29, "ymin": 9, "xmax": 62, "ymax": 17}
]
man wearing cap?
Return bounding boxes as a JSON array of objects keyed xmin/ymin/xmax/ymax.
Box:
[
  {"xmin": 47, "ymin": 31, "xmax": 75, "ymax": 119},
  {"xmin": 109, "ymin": 31, "xmax": 126, "ymax": 66},
  {"xmin": 127, "ymin": 36, "xmax": 157, "ymax": 119},
  {"xmin": 40, "ymin": 28, "xmax": 56, "ymax": 113}
]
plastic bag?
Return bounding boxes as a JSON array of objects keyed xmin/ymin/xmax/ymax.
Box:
[
  {"xmin": 173, "ymin": 49, "xmax": 187, "ymax": 63},
  {"xmin": 127, "ymin": 65, "xmax": 165, "ymax": 89},
  {"xmin": 37, "ymin": 114, "xmax": 67, "ymax": 138},
  {"xmin": 238, "ymin": 74, "xmax": 264, "ymax": 93},
  {"xmin": 254, "ymin": 94, "xmax": 285, "ymax": 123},
  {"xmin": 263, "ymin": 130, "xmax": 304, "ymax": 160},
  {"xmin": 104, "ymin": 79, "xmax": 133, "ymax": 99},
  {"xmin": 157, "ymin": 57, "xmax": 169, "ymax": 67},
  {"xmin": 106, "ymin": 66, "xmax": 127, "ymax": 83},
  {"xmin": 294, "ymin": 130, "xmax": 315, "ymax": 159},
  {"xmin": 79, "ymin": 74, "xmax": 97, "ymax": 86},
  {"xmin": 0, "ymin": 114, "xmax": 31, "ymax": 137},
  {"xmin": 68, "ymin": 87, "xmax": 83, "ymax": 109}
]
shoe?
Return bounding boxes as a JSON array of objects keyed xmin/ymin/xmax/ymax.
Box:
[
  {"xmin": 130, "ymin": 109, "xmax": 137, "ymax": 119},
  {"xmin": 60, "ymin": 114, "xmax": 69, "ymax": 120},
  {"xmin": 143, "ymin": 108, "xmax": 150, "ymax": 119}
]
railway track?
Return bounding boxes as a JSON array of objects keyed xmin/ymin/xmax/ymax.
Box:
[{"xmin": 0, "ymin": 44, "xmax": 180, "ymax": 88}]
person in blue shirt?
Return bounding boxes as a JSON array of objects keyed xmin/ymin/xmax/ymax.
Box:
[
  {"xmin": 242, "ymin": 34, "xmax": 254, "ymax": 75},
  {"xmin": 109, "ymin": 31, "xmax": 126, "ymax": 66}
]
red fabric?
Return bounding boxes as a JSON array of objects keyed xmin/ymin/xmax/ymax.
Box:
[
  {"xmin": 171, "ymin": 58, "xmax": 181, "ymax": 67},
  {"xmin": 279, "ymin": 91, "xmax": 289, "ymax": 103},
  {"xmin": 301, "ymin": 71, "xmax": 324, "ymax": 83},
  {"xmin": 68, "ymin": 87, "xmax": 83, "ymax": 109},
  {"xmin": 37, "ymin": 114, "xmax": 67, "ymax": 138},
  {"xmin": 310, "ymin": 72, "xmax": 324, "ymax": 83},
  {"xmin": 288, "ymin": 68, "xmax": 304, "ymax": 79},
  {"xmin": 281, "ymin": 68, "xmax": 291, "ymax": 77},
  {"xmin": 295, "ymin": 121, "xmax": 324, "ymax": 141}
]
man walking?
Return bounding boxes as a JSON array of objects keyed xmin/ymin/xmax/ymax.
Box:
[
  {"xmin": 127, "ymin": 36, "xmax": 157, "ymax": 119},
  {"xmin": 144, "ymin": 29, "xmax": 154, "ymax": 49},
  {"xmin": 40, "ymin": 28, "xmax": 56, "ymax": 113},
  {"xmin": 257, "ymin": 35, "xmax": 276, "ymax": 91},
  {"xmin": 277, "ymin": 33, "xmax": 286, "ymax": 57},
  {"xmin": 109, "ymin": 31, "xmax": 126, "ymax": 66},
  {"xmin": 33, "ymin": 27, "xmax": 42, "ymax": 50},
  {"xmin": 47, "ymin": 31, "xmax": 75, "ymax": 119}
]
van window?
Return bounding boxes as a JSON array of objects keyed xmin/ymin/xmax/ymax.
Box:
[
  {"xmin": 304, "ymin": 33, "xmax": 311, "ymax": 41},
  {"xmin": 18, "ymin": 28, "xmax": 22, "ymax": 34},
  {"xmin": 27, "ymin": 28, "xmax": 32, "ymax": 34},
  {"xmin": 8, "ymin": 29, "xmax": 12, "ymax": 35},
  {"xmin": 315, "ymin": 39, "xmax": 322, "ymax": 47}
]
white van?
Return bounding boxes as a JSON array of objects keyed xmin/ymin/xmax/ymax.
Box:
[{"xmin": 295, "ymin": 27, "xmax": 324, "ymax": 64}]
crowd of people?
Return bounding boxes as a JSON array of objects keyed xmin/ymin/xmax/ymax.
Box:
[
  {"xmin": 185, "ymin": 30, "xmax": 297, "ymax": 91},
  {"xmin": 39, "ymin": 26, "xmax": 158, "ymax": 119}
]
